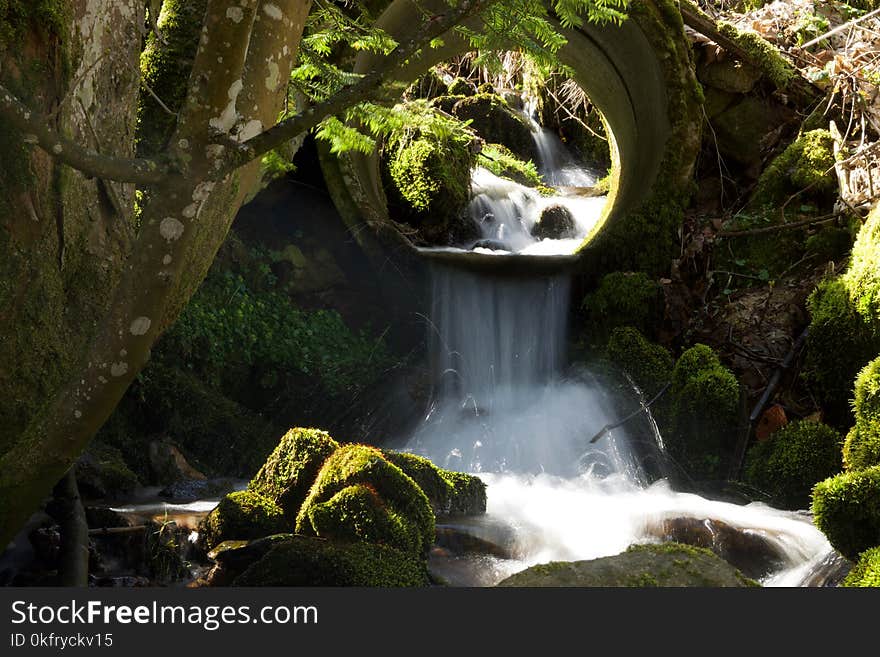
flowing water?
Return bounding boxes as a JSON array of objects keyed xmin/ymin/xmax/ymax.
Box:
[{"xmin": 402, "ymin": 117, "xmax": 839, "ymax": 586}]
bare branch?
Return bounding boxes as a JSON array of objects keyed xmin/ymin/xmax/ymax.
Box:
[{"xmin": 0, "ymin": 82, "xmax": 167, "ymax": 185}]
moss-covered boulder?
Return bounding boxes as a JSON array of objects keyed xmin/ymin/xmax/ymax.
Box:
[
  {"xmin": 531, "ymin": 205, "xmax": 576, "ymax": 240},
  {"xmin": 233, "ymin": 534, "xmax": 428, "ymax": 586},
  {"xmin": 751, "ymin": 130, "xmax": 837, "ymax": 207},
  {"xmin": 584, "ymin": 272, "xmax": 663, "ymax": 342},
  {"xmin": 804, "ymin": 206, "xmax": 880, "ymax": 423},
  {"xmin": 744, "ymin": 420, "xmax": 843, "ymax": 509},
  {"xmin": 451, "ymin": 94, "xmax": 537, "ymax": 163},
  {"xmin": 711, "ymin": 96, "xmax": 793, "ymax": 167},
  {"xmin": 668, "ymin": 345, "xmax": 741, "ymax": 480},
  {"xmin": 199, "ymin": 491, "xmax": 287, "ymax": 551},
  {"xmin": 380, "ymin": 450, "xmax": 487, "ymax": 518},
  {"xmin": 295, "ymin": 445, "xmax": 435, "ymax": 555},
  {"xmin": 74, "ymin": 441, "xmax": 140, "ymax": 499},
  {"xmin": 496, "ymin": 543, "xmax": 758, "ymax": 587},
  {"xmin": 248, "ymin": 428, "xmax": 338, "ymax": 518},
  {"xmin": 606, "ymin": 326, "xmax": 674, "ymax": 398},
  {"xmin": 842, "ymin": 546, "xmax": 880, "ymax": 587},
  {"xmin": 812, "ymin": 465, "xmax": 880, "ymax": 560},
  {"xmin": 843, "ymin": 357, "xmax": 880, "ymax": 471},
  {"xmin": 447, "ymin": 77, "xmax": 474, "ymax": 97},
  {"xmin": 477, "ymin": 143, "xmax": 542, "ymax": 187}
]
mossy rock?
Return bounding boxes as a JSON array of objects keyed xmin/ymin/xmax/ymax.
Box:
[
  {"xmin": 842, "ymin": 546, "xmax": 880, "ymax": 587},
  {"xmin": 496, "ymin": 542, "xmax": 758, "ymax": 587},
  {"xmin": 711, "ymin": 96, "xmax": 793, "ymax": 167},
  {"xmin": 751, "ymin": 130, "xmax": 837, "ymax": 208},
  {"xmin": 295, "ymin": 444, "xmax": 435, "ymax": 555},
  {"xmin": 232, "ymin": 535, "xmax": 428, "ymax": 586},
  {"xmin": 606, "ymin": 326, "xmax": 674, "ymax": 398},
  {"xmin": 74, "ymin": 441, "xmax": 140, "ymax": 500},
  {"xmin": 380, "ymin": 450, "xmax": 487, "ymax": 518},
  {"xmin": 248, "ymin": 427, "xmax": 338, "ymax": 518},
  {"xmin": 200, "ymin": 490, "xmax": 288, "ymax": 551},
  {"xmin": 478, "ymin": 143, "xmax": 542, "ymax": 187},
  {"xmin": 447, "ymin": 77, "xmax": 474, "ymax": 97},
  {"xmin": 843, "ymin": 357, "xmax": 880, "ymax": 471},
  {"xmin": 451, "ymin": 93, "xmax": 537, "ymax": 163},
  {"xmin": 669, "ymin": 345, "xmax": 741, "ymax": 480},
  {"xmin": 812, "ymin": 465, "xmax": 880, "ymax": 560},
  {"xmin": 584, "ymin": 272, "xmax": 663, "ymax": 342},
  {"xmin": 805, "ymin": 227, "xmax": 853, "ymax": 263},
  {"xmin": 744, "ymin": 420, "xmax": 843, "ymax": 510}
]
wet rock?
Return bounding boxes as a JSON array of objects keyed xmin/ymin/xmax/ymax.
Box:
[
  {"xmin": 473, "ymin": 238, "xmax": 509, "ymax": 251},
  {"xmin": 149, "ymin": 439, "xmax": 206, "ymax": 485},
  {"xmin": 755, "ymin": 404, "xmax": 788, "ymax": 442},
  {"xmin": 497, "ymin": 543, "xmax": 758, "ymax": 587},
  {"xmin": 201, "ymin": 535, "xmax": 293, "ymax": 587},
  {"xmin": 434, "ymin": 526, "xmax": 511, "ymax": 559},
  {"xmin": 643, "ymin": 517, "xmax": 787, "ymax": 579},
  {"xmin": 84, "ymin": 507, "xmax": 130, "ymax": 530},
  {"xmin": 531, "ymin": 204, "xmax": 576, "ymax": 240},
  {"xmin": 158, "ymin": 477, "xmax": 238, "ymax": 503}
]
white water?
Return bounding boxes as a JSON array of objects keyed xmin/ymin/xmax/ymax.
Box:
[{"xmin": 404, "ymin": 259, "xmax": 836, "ymax": 587}]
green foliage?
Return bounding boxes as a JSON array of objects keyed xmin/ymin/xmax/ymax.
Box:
[
  {"xmin": 805, "ymin": 227, "xmax": 852, "ymax": 263},
  {"xmin": 296, "ymin": 444, "xmax": 435, "ymax": 556},
  {"xmin": 200, "ymin": 490, "xmax": 288, "ymax": 551},
  {"xmin": 380, "ymin": 450, "xmax": 487, "ymax": 517},
  {"xmin": 606, "ymin": 327, "xmax": 674, "ymax": 398},
  {"xmin": 478, "ymin": 143, "xmax": 542, "ymax": 187},
  {"xmin": 583, "ymin": 272, "xmax": 662, "ymax": 341},
  {"xmin": 668, "ymin": 345, "xmax": 741, "ymax": 480},
  {"xmin": 717, "ymin": 21, "xmax": 797, "ymax": 89},
  {"xmin": 248, "ymin": 427, "xmax": 339, "ymax": 518},
  {"xmin": 812, "ymin": 465, "xmax": 880, "ymax": 560},
  {"xmin": 451, "ymin": 93, "xmax": 535, "ymax": 161},
  {"xmin": 844, "ymin": 203, "xmax": 880, "ymax": 327},
  {"xmin": 232, "ymin": 535, "xmax": 428, "ymax": 586},
  {"xmin": 843, "ymin": 546, "xmax": 880, "ymax": 587},
  {"xmin": 159, "ymin": 268, "xmax": 391, "ymax": 397},
  {"xmin": 0, "ymin": 0, "xmax": 70, "ymax": 51},
  {"xmin": 751, "ymin": 130, "xmax": 837, "ymax": 208},
  {"xmin": 843, "ymin": 358, "xmax": 880, "ymax": 471},
  {"xmin": 744, "ymin": 420, "xmax": 843, "ymax": 510}
]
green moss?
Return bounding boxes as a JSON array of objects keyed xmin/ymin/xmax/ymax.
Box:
[
  {"xmin": 842, "ymin": 546, "xmax": 880, "ymax": 587},
  {"xmin": 233, "ymin": 535, "xmax": 428, "ymax": 586},
  {"xmin": 380, "ymin": 450, "xmax": 487, "ymax": 517},
  {"xmin": 843, "ymin": 358, "xmax": 880, "ymax": 471},
  {"xmin": 583, "ymin": 272, "xmax": 662, "ymax": 341},
  {"xmin": 200, "ymin": 490, "xmax": 287, "ymax": 551},
  {"xmin": 751, "ymin": 130, "xmax": 837, "ymax": 208},
  {"xmin": 305, "ymin": 483, "xmax": 417, "ymax": 553},
  {"xmin": 668, "ymin": 345, "xmax": 741, "ymax": 480},
  {"xmin": 447, "ymin": 77, "xmax": 474, "ymax": 97},
  {"xmin": 812, "ymin": 465, "xmax": 880, "ymax": 559},
  {"xmin": 804, "ymin": 207, "xmax": 880, "ymax": 424},
  {"xmin": 806, "ymin": 227, "xmax": 853, "ymax": 263},
  {"xmin": 451, "ymin": 93, "xmax": 536, "ymax": 162},
  {"xmin": 74, "ymin": 441, "xmax": 140, "ymax": 499},
  {"xmin": 606, "ymin": 327, "xmax": 674, "ymax": 398},
  {"xmin": 478, "ymin": 143, "xmax": 542, "ymax": 187},
  {"xmin": 296, "ymin": 444, "xmax": 435, "ymax": 556},
  {"xmin": 717, "ymin": 21, "xmax": 797, "ymax": 89},
  {"xmin": 248, "ymin": 427, "xmax": 339, "ymax": 518},
  {"xmin": 137, "ymin": 0, "xmax": 207, "ymax": 157},
  {"xmin": 744, "ymin": 420, "xmax": 843, "ymax": 509},
  {"xmin": 0, "ymin": 0, "xmax": 70, "ymax": 51}
]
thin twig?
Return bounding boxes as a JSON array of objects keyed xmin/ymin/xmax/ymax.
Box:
[{"xmin": 717, "ymin": 213, "xmax": 841, "ymax": 237}]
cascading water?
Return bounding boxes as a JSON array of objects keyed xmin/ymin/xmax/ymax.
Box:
[{"xmin": 404, "ymin": 106, "xmax": 839, "ymax": 587}]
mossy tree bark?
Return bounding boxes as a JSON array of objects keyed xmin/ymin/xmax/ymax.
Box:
[{"xmin": 0, "ymin": 0, "xmax": 496, "ymax": 549}]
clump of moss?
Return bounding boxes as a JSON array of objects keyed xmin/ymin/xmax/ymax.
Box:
[
  {"xmin": 74, "ymin": 441, "xmax": 140, "ymax": 499},
  {"xmin": 451, "ymin": 93, "xmax": 536, "ymax": 162},
  {"xmin": 583, "ymin": 272, "xmax": 663, "ymax": 342},
  {"xmin": 717, "ymin": 21, "xmax": 797, "ymax": 89},
  {"xmin": 447, "ymin": 77, "xmax": 474, "ymax": 97},
  {"xmin": 248, "ymin": 427, "xmax": 338, "ymax": 518},
  {"xmin": 200, "ymin": 490, "xmax": 287, "ymax": 551},
  {"xmin": 842, "ymin": 546, "xmax": 880, "ymax": 587},
  {"xmin": 296, "ymin": 445, "xmax": 435, "ymax": 556},
  {"xmin": 804, "ymin": 206, "xmax": 880, "ymax": 424},
  {"xmin": 751, "ymin": 130, "xmax": 837, "ymax": 208},
  {"xmin": 843, "ymin": 357, "xmax": 880, "ymax": 471},
  {"xmin": 744, "ymin": 420, "xmax": 843, "ymax": 509},
  {"xmin": 233, "ymin": 535, "xmax": 428, "ymax": 586},
  {"xmin": 812, "ymin": 465, "xmax": 880, "ymax": 560},
  {"xmin": 380, "ymin": 450, "xmax": 487, "ymax": 517},
  {"xmin": 668, "ymin": 345, "xmax": 741, "ymax": 480},
  {"xmin": 606, "ymin": 327, "xmax": 674, "ymax": 398},
  {"xmin": 478, "ymin": 143, "xmax": 542, "ymax": 187}
]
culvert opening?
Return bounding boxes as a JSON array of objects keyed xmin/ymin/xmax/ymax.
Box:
[{"xmin": 377, "ymin": 51, "xmax": 615, "ymax": 258}]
